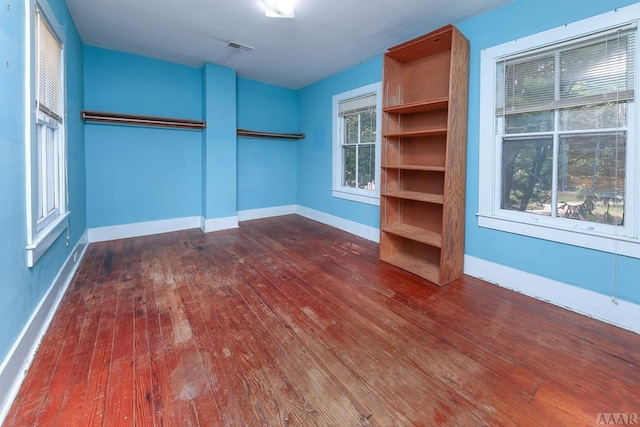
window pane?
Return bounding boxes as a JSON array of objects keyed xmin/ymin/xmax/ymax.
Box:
[
  {"xmin": 342, "ymin": 145, "xmax": 356, "ymax": 188},
  {"xmin": 37, "ymin": 125, "xmax": 44, "ymax": 221},
  {"xmin": 344, "ymin": 115, "xmax": 358, "ymax": 144},
  {"xmin": 559, "ymin": 102, "xmax": 627, "ymax": 130},
  {"xmin": 46, "ymin": 126, "xmax": 56, "ymax": 214},
  {"xmin": 357, "ymin": 144, "xmax": 375, "ymax": 190},
  {"xmin": 558, "ymin": 133, "xmax": 625, "ymax": 224},
  {"xmin": 505, "ymin": 110, "xmax": 553, "ymax": 134},
  {"xmin": 501, "ymin": 136, "xmax": 553, "ymax": 215},
  {"xmin": 359, "ymin": 110, "xmax": 376, "ymax": 143}
]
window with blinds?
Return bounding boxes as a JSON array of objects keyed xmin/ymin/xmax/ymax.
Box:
[
  {"xmin": 495, "ymin": 24, "xmax": 635, "ymax": 226},
  {"xmin": 338, "ymin": 92, "xmax": 377, "ymax": 190},
  {"xmin": 35, "ymin": 8, "xmax": 63, "ymax": 122},
  {"xmin": 26, "ymin": 3, "xmax": 68, "ymax": 267},
  {"xmin": 331, "ymin": 83, "xmax": 381, "ymax": 205}
]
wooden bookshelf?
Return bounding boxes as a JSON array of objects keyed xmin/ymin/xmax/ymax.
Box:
[{"xmin": 380, "ymin": 25, "xmax": 469, "ymax": 286}]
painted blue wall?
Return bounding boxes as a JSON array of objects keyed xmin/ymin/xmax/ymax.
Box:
[
  {"xmin": 237, "ymin": 78, "xmax": 298, "ymax": 211},
  {"xmin": 0, "ymin": 0, "xmax": 85, "ymax": 361},
  {"xmin": 297, "ymin": 57, "xmax": 383, "ymax": 229},
  {"xmin": 84, "ymin": 47, "xmax": 202, "ymax": 227},
  {"xmin": 456, "ymin": 0, "xmax": 640, "ymax": 303}
]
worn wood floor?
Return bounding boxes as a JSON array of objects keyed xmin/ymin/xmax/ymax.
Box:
[{"xmin": 5, "ymin": 215, "xmax": 640, "ymax": 426}]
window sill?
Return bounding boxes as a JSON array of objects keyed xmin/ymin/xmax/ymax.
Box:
[
  {"xmin": 477, "ymin": 213, "xmax": 639, "ymax": 259},
  {"xmin": 332, "ymin": 189, "xmax": 380, "ymax": 206},
  {"xmin": 26, "ymin": 212, "xmax": 70, "ymax": 267}
]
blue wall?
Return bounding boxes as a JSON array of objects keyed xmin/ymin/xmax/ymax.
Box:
[
  {"xmin": 237, "ymin": 78, "xmax": 298, "ymax": 211},
  {"xmin": 457, "ymin": 0, "xmax": 640, "ymax": 303},
  {"xmin": 297, "ymin": 57, "xmax": 383, "ymax": 229},
  {"xmin": 83, "ymin": 48, "xmax": 302, "ymax": 225},
  {"xmin": 84, "ymin": 47, "xmax": 203, "ymax": 227},
  {"xmin": 0, "ymin": 0, "xmax": 85, "ymax": 361}
]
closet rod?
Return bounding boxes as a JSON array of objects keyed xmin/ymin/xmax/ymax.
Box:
[
  {"xmin": 81, "ymin": 110, "xmax": 206, "ymax": 130},
  {"xmin": 237, "ymin": 128, "xmax": 305, "ymax": 140}
]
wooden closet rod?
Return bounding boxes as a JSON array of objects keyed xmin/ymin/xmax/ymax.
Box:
[
  {"xmin": 237, "ymin": 128, "xmax": 305, "ymax": 140},
  {"xmin": 81, "ymin": 111, "xmax": 303, "ymax": 140},
  {"xmin": 81, "ymin": 110, "xmax": 206, "ymax": 130}
]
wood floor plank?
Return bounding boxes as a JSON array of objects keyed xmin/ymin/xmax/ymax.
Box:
[
  {"xmin": 143, "ymin": 243, "xmax": 198, "ymax": 426},
  {"xmin": 231, "ymin": 228, "xmax": 520, "ymax": 425},
  {"xmin": 5, "ymin": 215, "xmax": 640, "ymax": 426},
  {"xmin": 241, "ymin": 219, "xmax": 545, "ymax": 393},
  {"xmin": 423, "ymin": 281, "xmax": 640, "ymax": 410},
  {"xmin": 224, "ymin": 235, "xmax": 486, "ymax": 424},
  {"xmin": 132, "ymin": 283, "xmax": 156, "ymax": 427},
  {"xmin": 102, "ymin": 240, "xmax": 136, "ymax": 427},
  {"xmin": 8, "ymin": 242, "xmax": 109, "ymax": 425},
  {"xmin": 238, "ymin": 237, "xmax": 547, "ymax": 424},
  {"xmin": 183, "ymin": 235, "xmax": 319, "ymax": 425},
  {"xmin": 231, "ymin": 261, "xmax": 410, "ymax": 425},
  {"xmin": 27, "ymin": 266, "xmax": 103, "ymax": 426}
]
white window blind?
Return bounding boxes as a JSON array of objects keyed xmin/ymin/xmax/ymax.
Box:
[
  {"xmin": 339, "ymin": 93, "xmax": 376, "ymax": 116},
  {"xmin": 496, "ymin": 24, "xmax": 636, "ymax": 116},
  {"xmin": 35, "ymin": 8, "xmax": 63, "ymax": 122}
]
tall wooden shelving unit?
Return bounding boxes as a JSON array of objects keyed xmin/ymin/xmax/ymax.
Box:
[{"xmin": 380, "ymin": 25, "xmax": 469, "ymax": 286}]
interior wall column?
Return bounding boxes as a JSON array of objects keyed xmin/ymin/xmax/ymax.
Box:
[{"xmin": 201, "ymin": 63, "xmax": 239, "ymax": 232}]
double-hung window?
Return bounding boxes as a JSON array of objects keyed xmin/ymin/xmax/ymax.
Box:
[
  {"xmin": 332, "ymin": 83, "xmax": 382, "ymax": 205},
  {"xmin": 26, "ymin": 3, "xmax": 69, "ymax": 267},
  {"xmin": 479, "ymin": 6, "xmax": 640, "ymax": 258}
]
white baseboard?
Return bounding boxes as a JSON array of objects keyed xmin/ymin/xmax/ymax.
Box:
[
  {"xmin": 464, "ymin": 255, "xmax": 640, "ymax": 334},
  {"xmin": 86, "ymin": 206, "xmax": 380, "ymax": 244},
  {"xmin": 200, "ymin": 215, "xmax": 239, "ymax": 233},
  {"xmin": 238, "ymin": 205, "xmax": 297, "ymax": 222},
  {"xmin": 88, "ymin": 215, "xmax": 244, "ymax": 242},
  {"xmin": 88, "ymin": 216, "xmax": 201, "ymax": 242},
  {"xmin": 296, "ymin": 205, "xmax": 380, "ymax": 243},
  {"xmin": 0, "ymin": 230, "xmax": 89, "ymax": 425}
]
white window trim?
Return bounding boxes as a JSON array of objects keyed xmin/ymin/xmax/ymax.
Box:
[
  {"xmin": 25, "ymin": 0, "xmax": 69, "ymax": 267},
  {"xmin": 478, "ymin": 3, "xmax": 640, "ymax": 259},
  {"xmin": 331, "ymin": 82, "xmax": 382, "ymax": 206}
]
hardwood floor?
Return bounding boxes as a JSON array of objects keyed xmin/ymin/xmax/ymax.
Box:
[{"xmin": 5, "ymin": 215, "xmax": 640, "ymax": 426}]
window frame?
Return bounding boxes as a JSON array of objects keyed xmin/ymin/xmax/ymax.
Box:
[
  {"xmin": 331, "ymin": 82, "xmax": 382, "ymax": 206},
  {"xmin": 25, "ymin": 0, "xmax": 69, "ymax": 267},
  {"xmin": 478, "ymin": 4, "xmax": 640, "ymax": 259}
]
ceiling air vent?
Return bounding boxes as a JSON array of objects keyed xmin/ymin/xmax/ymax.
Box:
[{"xmin": 226, "ymin": 41, "xmax": 255, "ymax": 53}]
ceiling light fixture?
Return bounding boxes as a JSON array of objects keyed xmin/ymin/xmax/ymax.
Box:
[{"xmin": 261, "ymin": 0, "xmax": 295, "ymax": 19}]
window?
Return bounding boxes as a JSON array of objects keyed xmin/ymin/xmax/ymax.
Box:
[
  {"xmin": 332, "ymin": 82, "xmax": 382, "ymax": 205},
  {"xmin": 25, "ymin": 3, "xmax": 69, "ymax": 267},
  {"xmin": 479, "ymin": 5, "xmax": 640, "ymax": 258}
]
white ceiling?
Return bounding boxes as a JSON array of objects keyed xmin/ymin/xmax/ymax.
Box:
[{"xmin": 66, "ymin": 0, "xmax": 511, "ymax": 89}]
